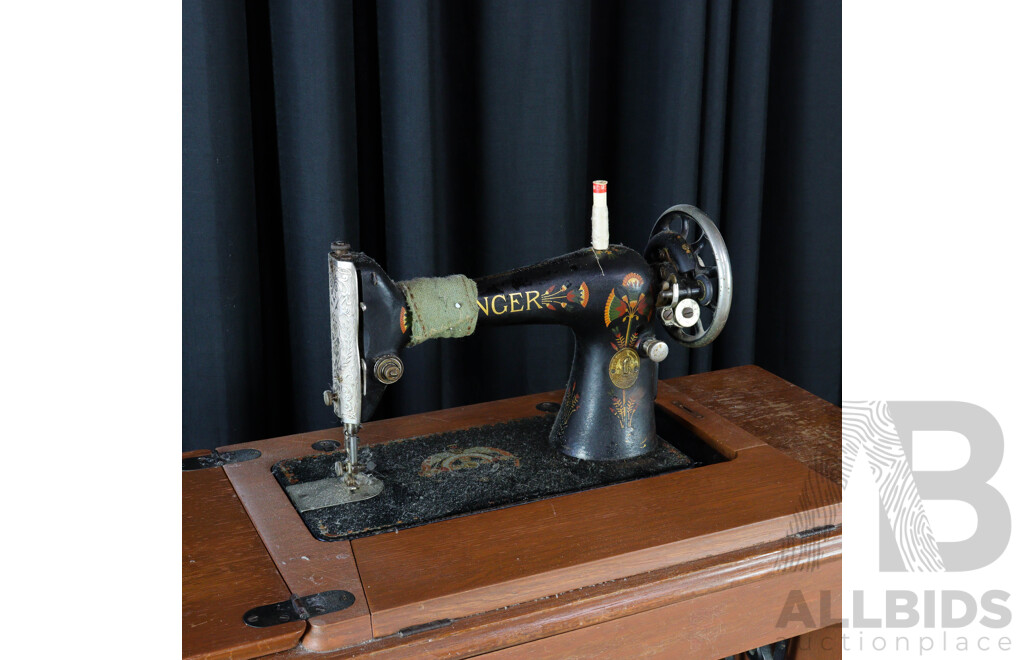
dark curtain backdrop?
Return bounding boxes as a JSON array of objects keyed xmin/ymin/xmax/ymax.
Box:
[{"xmin": 183, "ymin": 0, "xmax": 840, "ymax": 451}]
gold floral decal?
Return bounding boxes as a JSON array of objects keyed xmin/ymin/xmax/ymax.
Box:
[
  {"xmin": 604, "ymin": 273, "xmax": 651, "ymax": 350},
  {"xmin": 622, "ymin": 272, "xmax": 644, "ymax": 289},
  {"xmin": 611, "ymin": 329, "xmax": 640, "ymax": 350},
  {"xmin": 541, "ymin": 282, "xmax": 589, "ymax": 310},
  {"xmin": 603, "ymin": 273, "xmax": 651, "ymax": 332},
  {"xmin": 555, "ymin": 381, "xmax": 581, "ymax": 439},
  {"xmin": 610, "ymin": 388, "xmax": 643, "ymax": 429},
  {"xmin": 399, "ymin": 306, "xmax": 408, "ymax": 334},
  {"xmin": 419, "ymin": 445, "xmax": 519, "ymax": 477},
  {"xmin": 604, "ymin": 273, "xmax": 650, "ymax": 428}
]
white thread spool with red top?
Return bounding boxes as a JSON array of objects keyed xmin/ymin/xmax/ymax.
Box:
[{"xmin": 591, "ymin": 180, "xmax": 609, "ymax": 250}]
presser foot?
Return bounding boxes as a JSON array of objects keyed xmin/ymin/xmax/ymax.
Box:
[{"xmin": 336, "ymin": 458, "xmax": 376, "ymax": 491}]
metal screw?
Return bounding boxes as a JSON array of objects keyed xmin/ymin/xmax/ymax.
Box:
[{"xmin": 323, "ymin": 390, "xmax": 337, "ymax": 407}]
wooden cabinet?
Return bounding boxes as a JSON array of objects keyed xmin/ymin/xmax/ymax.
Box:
[{"xmin": 183, "ymin": 365, "xmax": 841, "ymax": 659}]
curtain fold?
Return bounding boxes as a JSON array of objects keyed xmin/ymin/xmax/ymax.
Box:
[
  {"xmin": 263, "ymin": 0, "xmax": 362, "ymax": 431},
  {"xmin": 183, "ymin": 0, "xmax": 841, "ymax": 451}
]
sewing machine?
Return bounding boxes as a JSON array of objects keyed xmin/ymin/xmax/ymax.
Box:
[
  {"xmin": 183, "ymin": 183, "xmax": 842, "ymax": 659},
  {"xmin": 317, "ymin": 183, "xmax": 731, "ymax": 503}
]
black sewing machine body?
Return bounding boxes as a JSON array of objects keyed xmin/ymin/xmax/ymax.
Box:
[
  {"xmin": 336, "ymin": 204, "xmax": 730, "ymax": 467},
  {"xmin": 342, "ymin": 244, "xmax": 670, "ymax": 460},
  {"xmin": 475, "ymin": 246, "xmax": 659, "ymax": 459}
]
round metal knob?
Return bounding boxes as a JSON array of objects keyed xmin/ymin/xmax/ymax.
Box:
[
  {"xmin": 642, "ymin": 338, "xmax": 669, "ymax": 363},
  {"xmin": 323, "ymin": 389, "xmax": 337, "ymax": 406},
  {"xmin": 674, "ymin": 298, "xmax": 701, "ymax": 328},
  {"xmin": 373, "ymin": 355, "xmax": 404, "ymax": 384}
]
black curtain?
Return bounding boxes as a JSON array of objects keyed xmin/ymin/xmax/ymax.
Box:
[{"xmin": 183, "ymin": 0, "xmax": 840, "ymax": 451}]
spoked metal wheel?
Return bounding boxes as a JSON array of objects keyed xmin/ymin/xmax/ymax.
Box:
[{"xmin": 644, "ymin": 204, "xmax": 733, "ymax": 348}]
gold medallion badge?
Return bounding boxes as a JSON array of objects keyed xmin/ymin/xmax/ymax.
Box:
[{"xmin": 608, "ymin": 347, "xmax": 640, "ymax": 389}]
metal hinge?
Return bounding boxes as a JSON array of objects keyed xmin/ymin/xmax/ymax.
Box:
[
  {"xmin": 243, "ymin": 590, "xmax": 356, "ymax": 627},
  {"xmin": 181, "ymin": 448, "xmax": 261, "ymax": 471}
]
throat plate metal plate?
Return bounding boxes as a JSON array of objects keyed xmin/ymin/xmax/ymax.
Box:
[{"xmin": 284, "ymin": 473, "xmax": 384, "ymax": 513}]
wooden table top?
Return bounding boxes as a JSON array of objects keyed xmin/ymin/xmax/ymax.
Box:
[
  {"xmin": 679, "ymin": 365, "xmax": 840, "ymax": 484},
  {"xmin": 183, "ymin": 364, "xmax": 841, "ymax": 659}
]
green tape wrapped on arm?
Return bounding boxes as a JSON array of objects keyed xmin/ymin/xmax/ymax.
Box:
[{"xmin": 397, "ymin": 274, "xmax": 478, "ymax": 346}]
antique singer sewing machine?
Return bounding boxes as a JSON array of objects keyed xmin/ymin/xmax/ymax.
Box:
[
  {"xmin": 183, "ymin": 183, "xmax": 842, "ymax": 659},
  {"xmin": 318, "ymin": 183, "xmax": 731, "ymax": 503}
]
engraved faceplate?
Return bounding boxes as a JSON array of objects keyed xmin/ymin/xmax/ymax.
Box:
[{"xmin": 329, "ymin": 255, "xmax": 361, "ymax": 424}]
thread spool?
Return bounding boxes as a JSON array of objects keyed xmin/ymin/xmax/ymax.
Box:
[{"xmin": 591, "ymin": 180, "xmax": 609, "ymax": 250}]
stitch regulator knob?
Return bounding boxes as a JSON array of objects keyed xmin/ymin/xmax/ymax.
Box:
[
  {"xmin": 642, "ymin": 338, "xmax": 669, "ymax": 363},
  {"xmin": 373, "ymin": 355, "xmax": 404, "ymax": 384}
]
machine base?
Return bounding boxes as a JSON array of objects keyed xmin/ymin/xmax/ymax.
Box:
[{"xmin": 272, "ymin": 411, "xmax": 723, "ymax": 541}]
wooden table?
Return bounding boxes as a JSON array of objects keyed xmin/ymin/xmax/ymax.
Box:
[{"xmin": 183, "ymin": 365, "xmax": 842, "ymax": 659}]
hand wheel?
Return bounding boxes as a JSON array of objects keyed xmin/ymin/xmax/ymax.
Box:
[{"xmin": 644, "ymin": 204, "xmax": 733, "ymax": 348}]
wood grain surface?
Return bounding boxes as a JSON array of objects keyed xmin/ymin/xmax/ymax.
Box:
[
  {"xmin": 191, "ymin": 364, "xmax": 842, "ymax": 658},
  {"xmin": 182, "ymin": 467, "xmax": 305, "ymax": 659},
  {"xmin": 219, "ymin": 434, "xmax": 374, "ymax": 651},
  {"xmin": 216, "ymin": 389, "xmax": 572, "ymax": 651},
  {"xmin": 672, "ymin": 365, "xmax": 841, "ymax": 483},
  {"xmin": 480, "ymin": 546, "xmax": 840, "ymax": 659},
  {"xmin": 354, "ymin": 444, "xmax": 839, "ymax": 637},
  {"xmin": 267, "ymin": 530, "xmax": 840, "ymax": 659}
]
